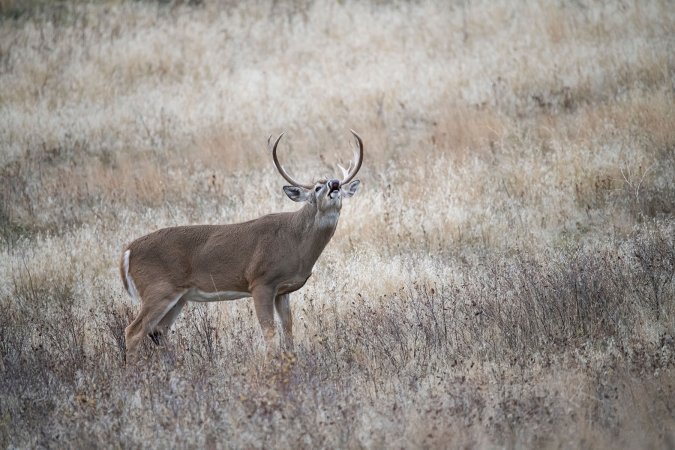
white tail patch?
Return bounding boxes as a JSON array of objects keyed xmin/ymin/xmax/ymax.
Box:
[{"xmin": 124, "ymin": 249, "xmax": 140, "ymax": 304}]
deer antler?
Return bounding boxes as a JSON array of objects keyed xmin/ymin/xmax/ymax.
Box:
[
  {"xmin": 340, "ymin": 130, "xmax": 364, "ymax": 185},
  {"xmin": 269, "ymin": 133, "xmax": 313, "ymax": 189},
  {"xmin": 337, "ymin": 160, "xmax": 352, "ymax": 180}
]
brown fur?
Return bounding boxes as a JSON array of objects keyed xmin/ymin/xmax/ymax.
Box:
[{"xmin": 121, "ymin": 133, "xmax": 363, "ymax": 360}]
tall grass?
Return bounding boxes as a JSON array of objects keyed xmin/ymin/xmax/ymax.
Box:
[{"xmin": 1, "ymin": 0, "xmax": 674, "ymax": 448}]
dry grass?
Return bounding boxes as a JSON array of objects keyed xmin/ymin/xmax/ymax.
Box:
[{"xmin": 1, "ymin": 0, "xmax": 674, "ymax": 448}]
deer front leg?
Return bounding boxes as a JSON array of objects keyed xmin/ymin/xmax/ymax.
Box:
[
  {"xmin": 252, "ymin": 286, "xmax": 277, "ymax": 350},
  {"xmin": 275, "ymin": 293, "xmax": 294, "ymax": 351}
]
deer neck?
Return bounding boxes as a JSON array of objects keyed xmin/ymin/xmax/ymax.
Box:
[{"xmin": 292, "ymin": 203, "xmax": 340, "ymax": 266}]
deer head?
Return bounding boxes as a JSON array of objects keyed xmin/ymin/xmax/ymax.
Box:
[{"xmin": 269, "ymin": 130, "xmax": 363, "ymax": 215}]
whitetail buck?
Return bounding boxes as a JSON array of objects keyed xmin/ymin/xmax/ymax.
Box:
[{"xmin": 120, "ymin": 131, "xmax": 363, "ymax": 359}]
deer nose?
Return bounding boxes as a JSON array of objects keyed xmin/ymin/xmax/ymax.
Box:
[{"xmin": 329, "ymin": 179, "xmax": 340, "ymax": 190}]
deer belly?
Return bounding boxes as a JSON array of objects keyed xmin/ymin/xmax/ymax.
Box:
[{"xmin": 184, "ymin": 288, "xmax": 251, "ymax": 302}]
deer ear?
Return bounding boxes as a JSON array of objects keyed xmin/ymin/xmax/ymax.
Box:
[
  {"xmin": 283, "ymin": 186, "xmax": 310, "ymax": 202},
  {"xmin": 341, "ymin": 180, "xmax": 360, "ymax": 198}
]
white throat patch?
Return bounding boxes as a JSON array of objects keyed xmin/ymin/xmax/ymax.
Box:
[{"xmin": 317, "ymin": 211, "xmax": 340, "ymax": 228}]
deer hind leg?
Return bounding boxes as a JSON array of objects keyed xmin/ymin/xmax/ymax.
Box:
[
  {"xmin": 155, "ymin": 296, "xmax": 187, "ymax": 335},
  {"xmin": 274, "ymin": 294, "xmax": 294, "ymax": 351},
  {"xmin": 150, "ymin": 297, "xmax": 188, "ymax": 344},
  {"xmin": 125, "ymin": 284, "xmax": 186, "ymax": 359}
]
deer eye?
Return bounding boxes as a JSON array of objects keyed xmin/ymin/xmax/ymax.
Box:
[{"xmin": 315, "ymin": 186, "xmax": 322, "ymax": 192}]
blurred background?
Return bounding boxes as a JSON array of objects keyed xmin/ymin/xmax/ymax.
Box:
[{"xmin": 0, "ymin": 0, "xmax": 673, "ymax": 448}]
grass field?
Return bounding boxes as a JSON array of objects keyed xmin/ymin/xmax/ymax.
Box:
[{"xmin": 1, "ymin": 0, "xmax": 674, "ymax": 448}]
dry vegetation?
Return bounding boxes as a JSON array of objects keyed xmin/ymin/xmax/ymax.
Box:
[{"xmin": 1, "ymin": 0, "xmax": 674, "ymax": 448}]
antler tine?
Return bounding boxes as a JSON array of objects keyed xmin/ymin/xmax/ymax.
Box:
[
  {"xmin": 337, "ymin": 161, "xmax": 351, "ymax": 179},
  {"xmin": 340, "ymin": 129, "xmax": 364, "ymax": 185},
  {"xmin": 270, "ymin": 132, "xmax": 313, "ymax": 189}
]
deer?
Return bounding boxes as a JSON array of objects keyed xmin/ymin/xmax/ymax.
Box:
[{"xmin": 120, "ymin": 131, "xmax": 363, "ymax": 360}]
